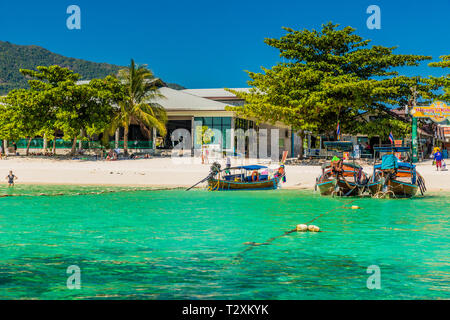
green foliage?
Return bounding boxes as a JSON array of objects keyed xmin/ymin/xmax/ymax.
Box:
[
  {"xmin": 428, "ymin": 55, "xmax": 450, "ymax": 103},
  {"xmin": 227, "ymin": 22, "xmax": 435, "ymax": 138},
  {"xmin": 0, "ymin": 89, "xmax": 48, "ymax": 140},
  {"xmin": 429, "ymin": 55, "xmax": 450, "ymax": 68},
  {"xmin": 348, "ymin": 116, "xmax": 411, "ymax": 139},
  {"xmin": 0, "ymin": 65, "xmax": 120, "ymax": 154},
  {"xmin": 103, "ymin": 59, "xmax": 167, "ymax": 154},
  {"xmin": 0, "ymin": 62, "xmax": 169, "ymax": 155},
  {"xmin": 15, "ymin": 66, "xmax": 111, "ymax": 141}
]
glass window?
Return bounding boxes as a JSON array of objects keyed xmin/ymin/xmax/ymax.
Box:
[
  {"xmin": 222, "ymin": 117, "xmax": 231, "ymax": 127},
  {"xmin": 222, "ymin": 128, "xmax": 229, "ymax": 149},
  {"xmin": 213, "ymin": 117, "xmax": 222, "ymax": 127},
  {"xmin": 204, "ymin": 117, "xmax": 212, "ymax": 127}
]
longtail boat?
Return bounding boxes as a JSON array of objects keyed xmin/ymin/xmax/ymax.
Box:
[
  {"xmin": 367, "ymin": 146, "xmax": 426, "ymax": 198},
  {"xmin": 315, "ymin": 141, "xmax": 368, "ymax": 196},
  {"xmin": 207, "ymin": 164, "xmax": 286, "ymax": 191},
  {"xmin": 315, "ymin": 162, "xmax": 369, "ymax": 196}
]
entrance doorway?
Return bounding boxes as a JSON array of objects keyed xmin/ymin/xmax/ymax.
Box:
[{"xmin": 161, "ymin": 120, "xmax": 192, "ymax": 149}]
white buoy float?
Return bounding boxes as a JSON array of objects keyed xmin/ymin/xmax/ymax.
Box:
[
  {"xmin": 296, "ymin": 224, "xmax": 308, "ymax": 232},
  {"xmin": 307, "ymin": 225, "xmax": 320, "ymax": 232},
  {"xmin": 351, "ymin": 205, "xmax": 360, "ymax": 210}
]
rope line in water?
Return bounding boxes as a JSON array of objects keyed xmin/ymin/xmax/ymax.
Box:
[
  {"xmin": 0, "ymin": 187, "xmax": 183, "ymax": 198},
  {"xmin": 231, "ymin": 199, "xmax": 357, "ymax": 263}
]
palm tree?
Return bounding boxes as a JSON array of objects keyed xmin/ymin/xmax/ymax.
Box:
[{"xmin": 105, "ymin": 59, "xmax": 167, "ymax": 155}]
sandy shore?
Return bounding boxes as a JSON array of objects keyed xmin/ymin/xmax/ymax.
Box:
[{"xmin": 0, "ymin": 157, "xmax": 449, "ymax": 191}]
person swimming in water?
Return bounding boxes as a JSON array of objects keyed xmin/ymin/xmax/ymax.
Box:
[{"xmin": 6, "ymin": 170, "xmax": 17, "ymax": 187}]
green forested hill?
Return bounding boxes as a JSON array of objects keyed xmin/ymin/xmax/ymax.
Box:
[{"xmin": 0, "ymin": 41, "xmax": 184, "ymax": 94}]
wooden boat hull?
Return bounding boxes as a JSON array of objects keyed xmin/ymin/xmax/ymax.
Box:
[
  {"xmin": 367, "ymin": 180, "xmax": 418, "ymax": 198},
  {"xmin": 316, "ymin": 179, "xmax": 363, "ymax": 196},
  {"xmin": 208, "ymin": 177, "xmax": 281, "ymax": 191}
]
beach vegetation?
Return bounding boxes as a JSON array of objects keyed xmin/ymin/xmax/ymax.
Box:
[
  {"xmin": 227, "ymin": 22, "xmax": 436, "ymax": 157},
  {"xmin": 102, "ymin": 59, "xmax": 167, "ymax": 155},
  {"xmin": 0, "ymin": 66, "xmax": 119, "ymax": 155},
  {"xmin": 428, "ymin": 55, "xmax": 450, "ymax": 103}
]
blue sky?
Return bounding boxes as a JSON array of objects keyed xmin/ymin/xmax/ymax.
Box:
[{"xmin": 0, "ymin": 0, "xmax": 449, "ymax": 88}]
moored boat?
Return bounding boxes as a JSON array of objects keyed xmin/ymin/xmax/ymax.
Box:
[
  {"xmin": 208, "ymin": 164, "xmax": 286, "ymax": 191},
  {"xmin": 315, "ymin": 141, "xmax": 369, "ymax": 196},
  {"xmin": 367, "ymin": 147, "xmax": 426, "ymax": 198},
  {"xmin": 316, "ymin": 162, "xmax": 368, "ymax": 196}
]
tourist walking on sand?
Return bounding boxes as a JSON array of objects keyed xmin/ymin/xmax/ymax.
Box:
[
  {"xmin": 434, "ymin": 148, "xmax": 443, "ymax": 171},
  {"xmin": 6, "ymin": 170, "xmax": 18, "ymax": 187}
]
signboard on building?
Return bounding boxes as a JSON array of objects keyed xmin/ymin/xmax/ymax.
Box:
[
  {"xmin": 410, "ymin": 101, "xmax": 450, "ymax": 162},
  {"xmin": 410, "ymin": 101, "xmax": 450, "ymax": 122},
  {"xmin": 444, "ymin": 127, "xmax": 450, "ymax": 137}
]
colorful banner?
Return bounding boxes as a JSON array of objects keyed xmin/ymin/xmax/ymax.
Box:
[{"xmin": 411, "ymin": 101, "xmax": 450, "ymax": 122}]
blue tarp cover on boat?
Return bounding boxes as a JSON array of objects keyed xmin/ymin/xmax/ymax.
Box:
[
  {"xmin": 374, "ymin": 161, "xmax": 415, "ymax": 170},
  {"xmin": 380, "ymin": 154, "xmax": 398, "ymax": 170}
]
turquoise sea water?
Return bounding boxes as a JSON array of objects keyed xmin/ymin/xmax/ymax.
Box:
[{"xmin": 0, "ymin": 185, "xmax": 448, "ymax": 300}]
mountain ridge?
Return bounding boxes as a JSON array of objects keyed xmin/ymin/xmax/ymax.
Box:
[{"xmin": 0, "ymin": 41, "xmax": 184, "ymax": 94}]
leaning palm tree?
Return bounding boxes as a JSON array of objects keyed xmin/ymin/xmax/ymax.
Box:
[{"xmin": 105, "ymin": 59, "xmax": 167, "ymax": 155}]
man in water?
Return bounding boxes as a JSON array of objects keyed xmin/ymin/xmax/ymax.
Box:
[{"xmin": 6, "ymin": 170, "xmax": 18, "ymax": 187}]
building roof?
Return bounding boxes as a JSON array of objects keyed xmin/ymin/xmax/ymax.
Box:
[
  {"xmin": 154, "ymin": 87, "xmax": 231, "ymax": 111},
  {"xmin": 74, "ymin": 83, "xmax": 233, "ymax": 112},
  {"xmin": 182, "ymin": 88, "xmax": 250, "ymax": 99}
]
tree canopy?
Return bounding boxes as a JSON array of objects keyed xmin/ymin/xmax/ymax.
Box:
[
  {"xmin": 0, "ymin": 66, "xmax": 121, "ymax": 154},
  {"xmin": 227, "ymin": 22, "xmax": 436, "ymax": 145},
  {"xmin": 428, "ymin": 55, "xmax": 450, "ymax": 103},
  {"xmin": 103, "ymin": 59, "xmax": 167, "ymax": 155}
]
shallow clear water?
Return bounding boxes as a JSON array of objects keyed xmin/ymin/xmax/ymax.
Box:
[{"xmin": 0, "ymin": 186, "xmax": 448, "ymax": 299}]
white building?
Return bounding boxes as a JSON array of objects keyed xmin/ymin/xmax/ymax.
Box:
[{"xmin": 152, "ymin": 87, "xmax": 298, "ymax": 159}]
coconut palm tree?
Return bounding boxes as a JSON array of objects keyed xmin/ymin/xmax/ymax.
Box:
[{"xmin": 105, "ymin": 59, "xmax": 167, "ymax": 155}]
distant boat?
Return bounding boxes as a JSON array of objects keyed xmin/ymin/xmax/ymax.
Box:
[
  {"xmin": 207, "ymin": 164, "xmax": 286, "ymax": 191},
  {"xmin": 316, "ymin": 162, "xmax": 368, "ymax": 196},
  {"xmin": 367, "ymin": 146, "xmax": 426, "ymax": 198}
]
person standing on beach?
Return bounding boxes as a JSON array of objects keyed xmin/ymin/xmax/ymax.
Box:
[
  {"xmin": 434, "ymin": 148, "xmax": 443, "ymax": 171},
  {"xmin": 5, "ymin": 170, "xmax": 18, "ymax": 187}
]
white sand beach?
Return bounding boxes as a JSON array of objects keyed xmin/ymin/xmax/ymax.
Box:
[{"xmin": 0, "ymin": 157, "xmax": 448, "ymax": 191}]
